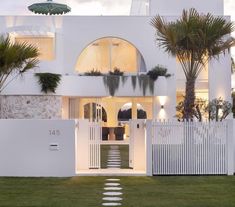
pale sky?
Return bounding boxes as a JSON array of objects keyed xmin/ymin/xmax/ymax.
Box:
[
  {"xmin": 0, "ymin": 0, "xmax": 233, "ymax": 16},
  {"xmin": 0, "ymin": 0, "xmax": 132, "ymax": 15}
]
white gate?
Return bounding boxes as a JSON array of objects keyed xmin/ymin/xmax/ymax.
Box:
[
  {"xmin": 152, "ymin": 121, "xmax": 228, "ymax": 175},
  {"xmin": 76, "ymin": 119, "xmax": 101, "ymax": 171},
  {"xmin": 88, "ymin": 122, "xmax": 101, "ymax": 169}
]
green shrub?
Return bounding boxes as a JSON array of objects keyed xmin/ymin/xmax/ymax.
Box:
[
  {"xmin": 108, "ymin": 67, "xmax": 124, "ymax": 76},
  {"xmin": 84, "ymin": 69, "xmax": 103, "ymax": 76},
  {"xmin": 147, "ymin": 65, "xmax": 171, "ymax": 81}
]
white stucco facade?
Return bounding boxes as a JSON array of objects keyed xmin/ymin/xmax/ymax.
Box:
[{"xmin": 0, "ymin": 0, "xmax": 231, "ymax": 120}]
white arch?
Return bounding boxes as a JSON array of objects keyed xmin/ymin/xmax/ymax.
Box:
[{"xmin": 74, "ymin": 36, "xmax": 147, "ymax": 74}]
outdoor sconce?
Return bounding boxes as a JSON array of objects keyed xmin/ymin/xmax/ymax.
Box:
[{"xmin": 158, "ymin": 96, "xmax": 167, "ymax": 109}]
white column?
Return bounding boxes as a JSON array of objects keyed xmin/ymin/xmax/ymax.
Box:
[
  {"xmin": 76, "ymin": 119, "xmax": 89, "ymax": 171},
  {"xmin": 132, "ymin": 99, "xmax": 137, "ymax": 119},
  {"xmin": 130, "ymin": 119, "xmax": 146, "ymax": 171},
  {"xmin": 208, "ymin": 52, "xmax": 232, "ymax": 103}
]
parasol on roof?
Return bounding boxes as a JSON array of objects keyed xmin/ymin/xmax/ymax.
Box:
[{"xmin": 28, "ymin": 0, "xmax": 71, "ymax": 15}]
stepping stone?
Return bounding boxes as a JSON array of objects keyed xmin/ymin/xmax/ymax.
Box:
[
  {"xmin": 107, "ymin": 165, "xmax": 121, "ymax": 168},
  {"xmin": 103, "ymin": 192, "xmax": 123, "ymax": 196},
  {"xmin": 108, "ymin": 160, "xmax": 120, "ymax": 162},
  {"xmin": 108, "ymin": 159, "xmax": 121, "ymax": 162},
  {"xmin": 107, "ymin": 163, "xmax": 121, "ymax": 166},
  {"xmin": 103, "ymin": 197, "xmax": 123, "ymax": 201},
  {"xmin": 102, "ymin": 202, "xmax": 122, "ymax": 206},
  {"xmin": 108, "ymin": 160, "xmax": 121, "ymax": 162},
  {"xmin": 104, "ymin": 187, "xmax": 122, "ymax": 191},
  {"xmin": 106, "ymin": 179, "xmax": 120, "ymax": 181},
  {"xmin": 105, "ymin": 183, "xmax": 120, "ymax": 186},
  {"xmin": 108, "ymin": 161, "xmax": 121, "ymax": 164}
]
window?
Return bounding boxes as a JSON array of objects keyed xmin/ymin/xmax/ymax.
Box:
[
  {"xmin": 14, "ymin": 36, "xmax": 55, "ymax": 61},
  {"xmin": 76, "ymin": 37, "xmax": 146, "ymax": 73}
]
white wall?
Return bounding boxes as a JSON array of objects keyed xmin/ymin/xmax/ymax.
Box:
[
  {"xmin": 209, "ymin": 52, "xmax": 232, "ymax": 103},
  {"xmin": 0, "ymin": 119, "xmax": 75, "ymax": 177},
  {"xmin": 0, "ymin": 16, "xmax": 175, "ymax": 75},
  {"xmin": 2, "ymin": 74, "xmax": 168, "ymax": 97}
]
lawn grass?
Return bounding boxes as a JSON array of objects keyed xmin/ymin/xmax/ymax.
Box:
[
  {"xmin": 100, "ymin": 144, "xmax": 130, "ymax": 169},
  {"xmin": 0, "ymin": 176, "xmax": 235, "ymax": 207}
]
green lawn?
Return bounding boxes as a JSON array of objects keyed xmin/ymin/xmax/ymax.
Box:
[
  {"xmin": 0, "ymin": 176, "xmax": 235, "ymax": 207},
  {"xmin": 100, "ymin": 144, "xmax": 130, "ymax": 169}
]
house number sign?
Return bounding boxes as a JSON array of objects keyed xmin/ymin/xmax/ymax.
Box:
[{"xmin": 49, "ymin": 129, "xmax": 61, "ymax": 136}]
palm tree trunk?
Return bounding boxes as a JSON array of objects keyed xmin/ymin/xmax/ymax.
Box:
[{"xmin": 183, "ymin": 78, "xmax": 196, "ymax": 120}]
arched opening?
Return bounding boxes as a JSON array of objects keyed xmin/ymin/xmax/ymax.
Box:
[
  {"xmin": 84, "ymin": 102, "xmax": 107, "ymax": 122},
  {"xmin": 118, "ymin": 102, "xmax": 147, "ymax": 121},
  {"xmin": 75, "ymin": 37, "xmax": 146, "ymax": 73}
]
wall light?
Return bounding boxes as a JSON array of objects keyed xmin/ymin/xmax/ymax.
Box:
[{"xmin": 158, "ymin": 96, "xmax": 167, "ymax": 107}]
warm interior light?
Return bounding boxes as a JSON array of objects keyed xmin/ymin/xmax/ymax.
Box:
[{"xmin": 158, "ymin": 96, "xmax": 167, "ymax": 106}]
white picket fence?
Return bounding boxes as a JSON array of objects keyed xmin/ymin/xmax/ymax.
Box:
[
  {"xmin": 88, "ymin": 122, "xmax": 101, "ymax": 169},
  {"xmin": 152, "ymin": 121, "xmax": 228, "ymax": 175}
]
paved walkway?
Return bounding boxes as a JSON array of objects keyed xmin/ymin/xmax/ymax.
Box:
[{"xmin": 102, "ymin": 146, "xmax": 123, "ymax": 206}]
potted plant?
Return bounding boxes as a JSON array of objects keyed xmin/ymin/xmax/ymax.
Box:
[{"xmin": 35, "ymin": 73, "xmax": 61, "ymax": 94}]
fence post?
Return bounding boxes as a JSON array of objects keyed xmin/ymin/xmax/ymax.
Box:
[
  {"xmin": 146, "ymin": 120, "xmax": 153, "ymax": 176},
  {"xmin": 227, "ymin": 119, "xmax": 234, "ymax": 175}
]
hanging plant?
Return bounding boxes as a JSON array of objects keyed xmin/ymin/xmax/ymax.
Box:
[
  {"xmin": 131, "ymin": 76, "xmax": 137, "ymax": 90},
  {"xmin": 103, "ymin": 68, "xmax": 126, "ymax": 96},
  {"xmin": 103, "ymin": 75, "xmax": 121, "ymax": 96},
  {"xmin": 35, "ymin": 73, "xmax": 61, "ymax": 94},
  {"xmin": 137, "ymin": 74, "xmax": 154, "ymax": 96}
]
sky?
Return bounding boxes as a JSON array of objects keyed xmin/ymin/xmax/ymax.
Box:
[
  {"xmin": 0, "ymin": 0, "xmax": 132, "ymax": 15},
  {"xmin": 0, "ymin": 0, "xmax": 233, "ymax": 17}
]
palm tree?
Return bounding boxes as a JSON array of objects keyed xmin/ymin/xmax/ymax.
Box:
[
  {"xmin": 0, "ymin": 35, "xmax": 39, "ymax": 92},
  {"xmin": 151, "ymin": 8, "xmax": 234, "ymax": 120},
  {"xmin": 0, "ymin": 35, "xmax": 39, "ymax": 118}
]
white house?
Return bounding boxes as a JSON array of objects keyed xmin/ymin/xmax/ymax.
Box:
[
  {"xmin": 0, "ymin": 0, "xmax": 234, "ymax": 177},
  {"xmin": 0, "ymin": 0, "xmax": 231, "ymax": 124}
]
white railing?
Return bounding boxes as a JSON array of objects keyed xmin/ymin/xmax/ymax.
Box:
[
  {"xmin": 152, "ymin": 120, "xmax": 228, "ymax": 175},
  {"xmin": 88, "ymin": 122, "xmax": 101, "ymax": 169}
]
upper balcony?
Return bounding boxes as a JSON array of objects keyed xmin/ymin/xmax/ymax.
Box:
[{"xmin": 1, "ymin": 73, "xmax": 168, "ymax": 97}]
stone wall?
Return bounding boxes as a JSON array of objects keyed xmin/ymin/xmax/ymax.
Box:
[{"xmin": 0, "ymin": 95, "xmax": 62, "ymax": 119}]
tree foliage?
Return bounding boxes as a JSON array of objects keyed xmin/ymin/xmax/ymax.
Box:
[
  {"xmin": 151, "ymin": 8, "xmax": 234, "ymax": 120},
  {"xmin": 0, "ymin": 35, "xmax": 39, "ymax": 92}
]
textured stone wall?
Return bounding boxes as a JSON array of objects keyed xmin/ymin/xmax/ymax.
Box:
[{"xmin": 0, "ymin": 95, "xmax": 62, "ymax": 119}]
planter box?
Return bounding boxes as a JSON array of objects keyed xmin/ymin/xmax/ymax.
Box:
[{"xmin": 2, "ymin": 73, "xmax": 168, "ymax": 97}]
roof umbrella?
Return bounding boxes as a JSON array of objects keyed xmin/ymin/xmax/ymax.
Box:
[{"xmin": 28, "ymin": 0, "xmax": 71, "ymax": 15}]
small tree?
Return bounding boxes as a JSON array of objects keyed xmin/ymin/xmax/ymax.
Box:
[{"xmin": 206, "ymin": 98, "xmax": 232, "ymax": 121}]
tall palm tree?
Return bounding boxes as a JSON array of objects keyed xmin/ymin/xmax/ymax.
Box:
[
  {"xmin": 151, "ymin": 8, "xmax": 234, "ymax": 120},
  {"xmin": 0, "ymin": 35, "xmax": 39, "ymax": 92}
]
